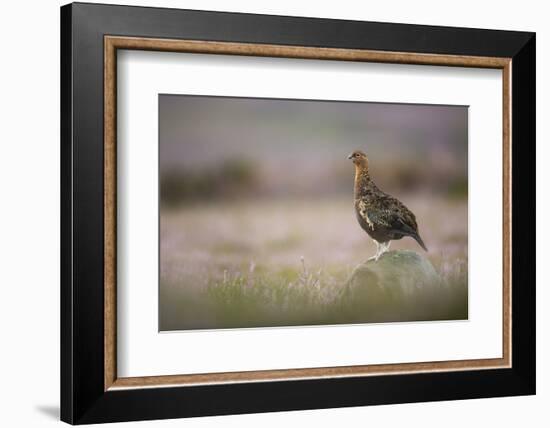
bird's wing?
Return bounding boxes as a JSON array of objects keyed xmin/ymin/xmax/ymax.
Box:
[
  {"xmin": 357, "ymin": 199, "xmax": 393, "ymax": 230},
  {"xmin": 390, "ymin": 198, "xmax": 418, "ymax": 232},
  {"xmin": 361, "ymin": 196, "xmax": 418, "ymax": 234}
]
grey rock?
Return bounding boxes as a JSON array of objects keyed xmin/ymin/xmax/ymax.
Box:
[{"xmin": 341, "ymin": 250, "xmax": 444, "ymax": 321}]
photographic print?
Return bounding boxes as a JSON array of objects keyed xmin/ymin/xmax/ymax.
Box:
[{"xmin": 159, "ymin": 95, "xmax": 468, "ymax": 331}]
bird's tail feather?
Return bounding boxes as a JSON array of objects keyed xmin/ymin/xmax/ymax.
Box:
[{"xmin": 413, "ymin": 234, "xmax": 428, "ymax": 251}]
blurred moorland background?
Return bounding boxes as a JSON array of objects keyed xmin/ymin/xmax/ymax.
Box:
[{"xmin": 159, "ymin": 95, "xmax": 468, "ymax": 331}]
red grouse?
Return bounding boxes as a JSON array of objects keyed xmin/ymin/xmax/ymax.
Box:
[{"xmin": 349, "ymin": 150, "xmax": 427, "ymax": 261}]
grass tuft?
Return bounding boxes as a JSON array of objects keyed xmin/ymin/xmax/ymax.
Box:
[{"xmin": 160, "ymin": 256, "xmax": 467, "ymax": 331}]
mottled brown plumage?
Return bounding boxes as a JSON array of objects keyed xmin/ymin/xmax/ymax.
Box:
[{"xmin": 349, "ymin": 150, "xmax": 427, "ymax": 260}]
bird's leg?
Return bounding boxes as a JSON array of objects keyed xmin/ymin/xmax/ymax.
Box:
[
  {"xmin": 367, "ymin": 240, "xmax": 381, "ymax": 262},
  {"xmin": 378, "ymin": 241, "xmax": 391, "ymax": 259}
]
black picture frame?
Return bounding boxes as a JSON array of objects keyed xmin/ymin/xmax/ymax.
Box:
[{"xmin": 61, "ymin": 2, "xmax": 535, "ymax": 424}]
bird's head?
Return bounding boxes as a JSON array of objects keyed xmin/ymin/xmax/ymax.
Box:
[{"xmin": 348, "ymin": 150, "xmax": 369, "ymax": 169}]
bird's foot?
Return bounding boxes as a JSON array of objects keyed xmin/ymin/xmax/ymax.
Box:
[
  {"xmin": 367, "ymin": 241, "xmax": 381, "ymax": 262},
  {"xmin": 367, "ymin": 252, "xmax": 384, "ymax": 262},
  {"xmin": 367, "ymin": 242, "xmax": 390, "ymax": 262}
]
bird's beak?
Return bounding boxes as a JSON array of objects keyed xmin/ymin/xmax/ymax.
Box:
[{"xmin": 347, "ymin": 153, "xmax": 353, "ymax": 160}]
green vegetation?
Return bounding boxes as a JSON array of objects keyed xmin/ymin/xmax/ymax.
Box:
[
  {"xmin": 161, "ymin": 159, "xmax": 257, "ymax": 206},
  {"xmin": 159, "ymin": 255, "xmax": 467, "ymax": 331}
]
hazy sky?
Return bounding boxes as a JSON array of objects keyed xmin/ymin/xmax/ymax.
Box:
[{"xmin": 160, "ymin": 94, "xmax": 467, "ymax": 169}]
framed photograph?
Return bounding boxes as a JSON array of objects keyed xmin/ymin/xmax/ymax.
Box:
[{"xmin": 60, "ymin": 2, "xmax": 535, "ymax": 424}]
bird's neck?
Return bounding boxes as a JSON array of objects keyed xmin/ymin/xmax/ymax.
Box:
[{"xmin": 354, "ymin": 166, "xmax": 377, "ymax": 198}]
